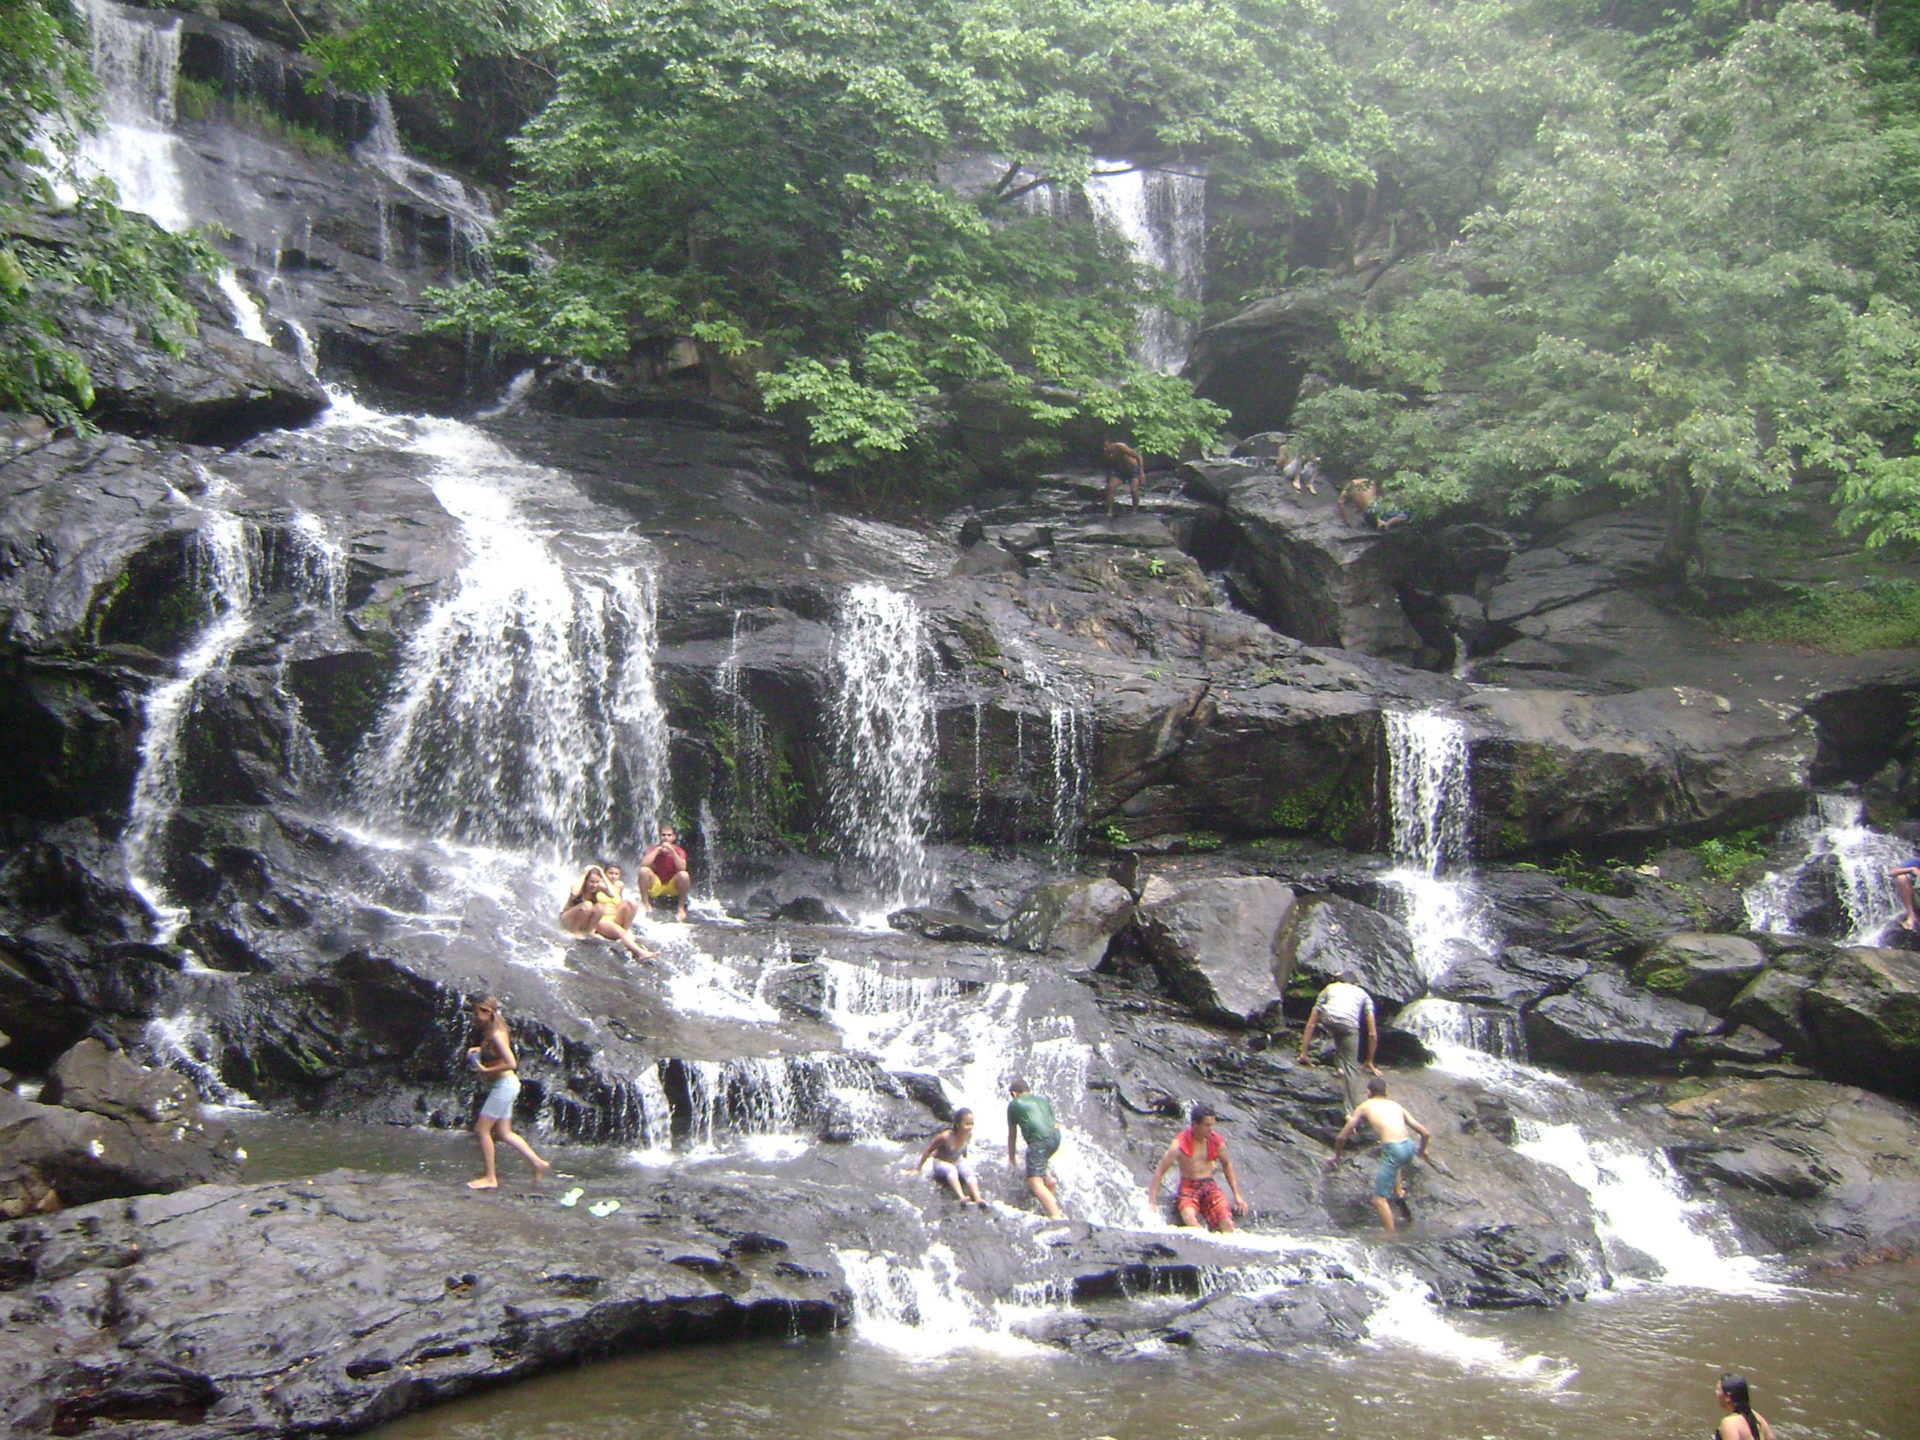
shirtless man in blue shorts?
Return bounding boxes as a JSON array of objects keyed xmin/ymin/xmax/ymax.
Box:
[{"xmin": 1325, "ymin": 1076, "xmax": 1432, "ymax": 1233}]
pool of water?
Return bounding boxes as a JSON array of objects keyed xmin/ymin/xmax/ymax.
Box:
[{"xmin": 227, "ymin": 1115, "xmax": 1916, "ymax": 1440}]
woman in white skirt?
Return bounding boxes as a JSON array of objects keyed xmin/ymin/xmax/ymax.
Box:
[{"xmin": 465, "ymin": 995, "xmax": 550, "ymax": 1190}]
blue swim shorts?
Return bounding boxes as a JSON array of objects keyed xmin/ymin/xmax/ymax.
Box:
[{"xmin": 1374, "ymin": 1137, "xmax": 1419, "ymax": 1197}]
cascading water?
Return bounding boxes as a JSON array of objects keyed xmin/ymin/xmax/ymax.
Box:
[
  {"xmin": 829, "ymin": 585, "xmax": 935, "ymax": 914},
  {"xmin": 1382, "ymin": 708, "xmax": 1497, "ymax": 980},
  {"xmin": 76, "ymin": 0, "xmax": 189, "ymax": 231},
  {"xmin": 1084, "ymin": 165, "xmax": 1206, "ymax": 374},
  {"xmin": 351, "ymin": 420, "xmax": 669, "ymax": 857},
  {"xmin": 121, "ymin": 502, "xmax": 254, "ymax": 935},
  {"xmin": 359, "ymin": 92, "xmax": 492, "ymax": 277},
  {"xmin": 1743, "ymin": 792, "xmax": 1908, "ymax": 943}
]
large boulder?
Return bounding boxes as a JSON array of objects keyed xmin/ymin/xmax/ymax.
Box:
[
  {"xmin": 0, "ymin": 1040, "xmax": 240, "ymax": 1215},
  {"xmin": 1277, "ymin": 894, "xmax": 1425, "ymax": 1007},
  {"xmin": 1134, "ymin": 875, "xmax": 1296, "ymax": 1028},
  {"xmin": 1000, "ymin": 877, "xmax": 1134, "ymax": 967},
  {"xmin": 1802, "ymin": 948, "xmax": 1920, "ymax": 1101},
  {"xmin": 1526, "ymin": 967, "xmax": 1722, "ymax": 1073},
  {"xmin": 1629, "ymin": 933, "xmax": 1767, "ymax": 1013}
]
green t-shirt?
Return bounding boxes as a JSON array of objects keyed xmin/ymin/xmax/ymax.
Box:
[{"xmin": 1007, "ymin": 1092, "xmax": 1058, "ymax": 1145}]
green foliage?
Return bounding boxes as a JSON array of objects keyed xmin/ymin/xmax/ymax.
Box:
[
  {"xmin": 430, "ymin": 0, "xmax": 1355, "ymax": 476},
  {"xmin": 306, "ymin": 0, "xmax": 565, "ymax": 95},
  {"xmin": 1545, "ymin": 849, "xmax": 1617, "ymax": 894},
  {"xmin": 1293, "ymin": 4, "xmax": 1920, "ymax": 572},
  {"xmin": 1691, "ymin": 828, "xmax": 1766, "ymax": 882},
  {"xmin": 1713, "ymin": 580, "xmax": 1920, "ymax": 653},
  {"xmin": 0, "ymin": 0, "xmax": 216, "ymax": 426},
  {"xmin": 1102, "ymin": 822, "xmax": 1131, "ymax": 847}
]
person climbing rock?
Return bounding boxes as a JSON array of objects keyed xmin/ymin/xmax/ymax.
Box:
[
  {"xmin": 1337, "ymin": 475, "xmax": 1408, "ymax": 530},
  {"xmin": 640, "ymin": 824, "xmax": 692, "ymax": 922},
  {"xmin": 1101, "ymin": 439, "xmax": 1145, "ymax": 517},
  {"xmin": 465, "ymin": 995, "xmax": 551, "ymax": 1190},
  {"xmin": 1324, "ymin": 1075, "xmax": 1431, "ymax": 1233},
  {"xmin": 911, "ymin": 1107, "xmax": 987, "ymax": 1205},
  {"xmin": 1006, "ymin": 1078, "xmax": 1065, "ymax": 1218},
  {"xmin": 1297, "ymin": 970, "xmax": 1380, "ymax": 1109},
  {"xmin": 1146, "ymin": 1104, "xmax": 1248, "ymax": 1232}
]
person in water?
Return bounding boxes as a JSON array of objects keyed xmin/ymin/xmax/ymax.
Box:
[
  {"xmin": 911, "ymin": 1107, "xmax": 987, "ymax": 1205},
  {"xmin": 1102, "ymin": 439, "xmax": 1145, "ymax": 517},
  {"xmin": 1887, "ymin": 855, "xmax": 1920, "ymax": 930},
  {"xmin": 1006, "ymin": 1078, "xmax": 1065, "ymax": 1218},
  {"xmin": 465, "ymin": 995, "xmax": 551, "ymax": 1190},
  {"xmin": 1146, "ymin": 1104, "xmax": 1249, "ymax": 1232},
  {"xmin": 1325, "ymin": 1075, "xmax": 1432, "ymax": 1233},
  {"xmin": 558, "ymin": 865, "xmax": 656, "ymax": 960},
  {"xmin": 640, "ymin": 824, "xmax": 692, "ymax": 922},
  {"xmin": 1713, "ymin": 1372, "xmax": 1776, "ymax": 1440}
]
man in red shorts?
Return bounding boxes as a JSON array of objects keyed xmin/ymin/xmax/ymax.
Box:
[{"xmin": 1146, "ymin": 1104, "xmax": 1249, "ymax": 1232}]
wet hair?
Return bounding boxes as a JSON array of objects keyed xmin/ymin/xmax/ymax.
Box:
[
  {"xmin": 469, "ymin": 995, "xmax": 502, "ymax": 1026},
  {"xmin": 1189, "ymin": 1104, "xmax": 1218, "ymax": 1125},
  {"xmin": 1008, "ymin": 1078, "xmax": 1030, "ymax": 1094},
  {"xmin": 1366, "ymin": 1076, "xmax": 1388, "ymax": 1097},
  {"xmin": 1719, "ymin": 1374, "xmax": 1761, "ymax": 1440},
  {"xmin": 950, "ymin": 1108, "xmax": 974, "ymax": 1126}
]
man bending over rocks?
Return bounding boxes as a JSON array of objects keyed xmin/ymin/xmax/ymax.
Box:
[{"xmin": 1325, "ymin": 1076, "xmax": 1432, "ymax": 1233}]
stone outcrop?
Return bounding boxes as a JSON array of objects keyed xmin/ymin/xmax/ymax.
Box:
[
  {"xmin": 1526, "ymin": 966, "xmax": 1723, "ymax": 1073},
  {"xmin": 1278, "ymin": 894, "xmax": 1424, "ymax": 1006},
  {"xmin": 1802, "ymin": 948, "xmax": 1920, "ymax": 1100},
  {"xmin": 1000, "ymin": 877, "xmax": 1134, "ymax": 967},
  {"xmin": 1629, "ymin": 933, "xmax": 1768, "ymax": 1012},
  {"xmin": 0, "ymin": 1040, "xmax": 239, "ymax": 1216},
  {"xmin": 1133, "ymin": 874, "xmax": 1295, "ymax": 1027}
]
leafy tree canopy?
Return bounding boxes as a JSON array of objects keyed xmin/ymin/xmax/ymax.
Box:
[
  {"xmin": 428, "ymin": 0, "xmax": 1372, "ymax": 473},
  {"xmin": 1292, "ymin": 3, "xmax": 1920, "ymax": 569}
]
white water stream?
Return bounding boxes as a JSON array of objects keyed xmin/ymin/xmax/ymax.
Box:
[
  {"xmin": 1743, "ymin": 791, "xmax": 1908, "ymax": 943},
  {"xmin": 1382, "ymin": 708, "xmax": 1498, "ymax": 981}
]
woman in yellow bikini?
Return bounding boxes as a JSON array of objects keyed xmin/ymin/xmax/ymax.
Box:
[{"xmin": 557, "ymin": 864, "xmax": 656, "ymax": 960}]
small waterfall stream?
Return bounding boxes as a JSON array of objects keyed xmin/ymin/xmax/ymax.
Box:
[
  {"xmin": 1743, "ymin": 792, "xmax": 1907, "ymax": 943},
  {"xmin": 829, "ymin": 585, "xmax": 936, "ymax": 915},
  {"xmin": 1382, "ymin": 708, "xmax": 1497, "ymax": 979}
]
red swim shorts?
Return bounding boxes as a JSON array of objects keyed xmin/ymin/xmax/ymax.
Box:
[{"xmin": 1177, "ymin": 1177, "xmax": 1232, "ymax": 1230}]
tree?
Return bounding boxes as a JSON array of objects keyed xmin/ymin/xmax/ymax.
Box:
[
  {"xmin": 1293, "ymin": 2, "xmax": 1920, "ymax": 572},
  {"xmin": 1, "ymin": 0, "xmax": 213, "ymax": 427},
  {"xmin": 429, "ymin": 0, "xmax": 1371, "ymax": 475}
]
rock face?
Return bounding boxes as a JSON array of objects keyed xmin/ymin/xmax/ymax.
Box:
[
  {"xmin": 1630, "ymin": 933, "xmax": 1768, "ymax": 1011},
  {"xmin": 1526, "ymin": 966, "xmax": 1723, "ymax": 1073},
  {"xmin": 0, "ymin": 1040, "xmax": 239, "ymax": 1216},
  {"xmin": 0, "ymin": 1174, "xmax": 847, "ymax": 1439},
  {"xmin": 1278, "ymin": 894, "xmax": 1424, "ymax": 1006},
  {"xmin": 1802, "ymin": 949, "xmax": 1920, "ymax": 1100},
  {"xmin": 1000, "ymin": 877, "xmax": 1134, "ymax": 966},
  {"xmin": 1134, "ymin": 875, "xmax": 1296, "ymax": 1027}
]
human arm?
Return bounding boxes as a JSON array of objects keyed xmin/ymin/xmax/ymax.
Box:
[
  {"xmin": 1146, "ymin": 1141, "xmax": 1178, "ymax": 1199},
  {"xmin": 1296, "ymin": 1005, "xmax": 1321, "ymax": 1063},
  {"xmin": 1221, "ymin": 1149, "xmax": 1248, "ymax": 1213},
  {"xmin": 1363, "ymin": 1003, "xmax": 1380, "ymax": 1074},
  {"xmin": 912, "ymin": 1131, "xmax": 947, "ymax": 1174},
  {"xmin": 1408, "ymin": 1113, "xmax": 1432, "ymax": 1156},
  {"xmin": 1324, "ymin": 1111, "xmax": 1360, "ymax": 1169},
  {"xmin": 1006, "ymin": 1106, "xmax": 1020, "ymax": 1167}
]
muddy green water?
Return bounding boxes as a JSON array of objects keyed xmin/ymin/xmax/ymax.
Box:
[{"xmin": 231, "ymin": 1117, "xmax": 1918, "ymax": 1440}]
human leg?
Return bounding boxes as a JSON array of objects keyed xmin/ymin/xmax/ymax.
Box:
[
  {"xmin": 1026, "ymin": 1174, "xmax": 1064, "ymax": 1218},
  {"xmin": 495, "ymin": 1116, "xmax": 550, "ymax": 1177},
  {"xmin": 1897, "ymin": 873, "xmax": 1918, "ymax": 929},
  {"xmin": 1372, "ymin": 1138, "xmax": 1417, "ymax": 1228},
  {"xmin": 956, "ymin": 1158, "xmax": 985, "ymax": 1204},
  {"xmin": 469, "ymin": 1116, "xmax": 500, "ymax": 1188},
  {"xmin": 1129, "ymin": 468, "xmax": 1141, "ymax": 510},
  {"xmin": 671, "ymin": 871, "xmax": 691, "ymax": 921},
  {"xmin": 1370, "ymin": 1194, "xmax": 1397, "ymax": 1232},
  {"xmin": 1331, "ymin": 1023, "xmax": 1363, "ymax": 1109},
  {"xmin": 558, "ymin": 901, "xmax": 599, "ymax": 937},
  {"xmin": 930, "ymin": 1158, "xmax": 966, "ymax": 1202}
]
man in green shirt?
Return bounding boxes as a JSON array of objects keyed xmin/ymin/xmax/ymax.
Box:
[{"xmin": 1005, "ymin": 1078, "xmax": 1064, "ymax": 1218}]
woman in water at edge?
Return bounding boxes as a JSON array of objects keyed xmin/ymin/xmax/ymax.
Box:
[
  {"xmin": 1713, "ymin": 1372, "xmax": 1776, "ymax": 1440},
  {"xmin": 465, "ymin": 995, "xmax": 551, "ymax": 1190}
]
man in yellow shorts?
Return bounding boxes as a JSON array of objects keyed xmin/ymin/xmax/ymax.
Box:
[{"xmin": 639, "ymin": 824, "xmax": 692, "ymax": 922}]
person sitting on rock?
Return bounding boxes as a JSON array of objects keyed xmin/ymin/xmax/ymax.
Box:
[
  {"xmin": 1297, "ymin": 970, "xmax": 1380, "ymax": 1110},
  {"xmin": 1146, "ymin": 1103, "xmax": 1248, "ymax": 1232},
  {"xmin": 1102, "ymin": 439, "xmax": 1145, "ymax": 517},
  {"xmin": 1325, "ymin": 1075, "xmax": 1431, "ymax": 1233},
  {"xmin": 558, "ymin": 865, "xmax": 656, "ymax": 960},
  {"xmin": 911, "ymin": 1107, "xmax": 987, "ymax": 1205},
  {"xmin": 640, "ymin": 824, "xmax": 692, "ymax": 922},
  {"xmin": 600, "ymin": 863, "xmax": 641, "ymax": 929},
  {"xmin": 1887, "ymin": 855, "xmax": 1920, "ymax": 930},
  {"xmin": 1338, "ymin": 475, "xmax": 1409, "ymax": 530},
  {"xmin": 1295, "ymin": 454, "xmax": 1322, "ymax": 495}
]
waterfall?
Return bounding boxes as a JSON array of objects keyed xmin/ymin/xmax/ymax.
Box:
[
  {"xmin": 1084, "ymin": 165, "xmax": 1206, "ymax": 374},
  {"xmin": 351, "ymin": 419, "xmax": 669, "ymax": 857},
  {"xmin": 829, "ymin": 585, "xmax": 935, "ymax": 914},
  {"xmin": 712, "ymin": 609, "xmax": 776, "ymax": 861},
  {"xmin": 1047, "ymin": 702, "xmax": 1090, "ymax": 855},
  {"xmin": 359, "ymin": 92, "xmax": 492, "ymax": 277},
  {"xmin": 121, "ymin": 504, "xmax": 255, "ymax": 935},
  {"xmin": 1395, "ymin": 997, "xmax": 1526, "ymax": 1062},
  {"xmin": 139, "ymin": 1010, "xmax": 255, "ymax": 1108},
  {"xmin": 76, "ymin": 0, "xmax": 190, "ymax": 232},
  {"xmin": 1743, "ymin": 792, "xmax": 1907, "ymax": 944},
  {"xmin": 833, "ymin": 1243, "xmax": 1037, "ymax": 1356},
  {"xmin": 1382, "ymin": 708, "xmax": 1496, "ymax": 981}
]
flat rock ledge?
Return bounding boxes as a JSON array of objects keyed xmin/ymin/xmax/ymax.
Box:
[{"xmin": 0, "ymin": 1173, "xmax": 847, "ymax": 1440}]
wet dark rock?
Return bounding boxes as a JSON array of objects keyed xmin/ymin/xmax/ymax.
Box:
[
  {"xmin": 1396, "ymin": 1224, "xmax": 1597, "ymax": 1309},
  {"xmin": 1802, "ymin": 948, "xmax": 1920, "ymax": 1101},
  {"xmin": 0, "ymin": 1041, "xmax": 239, "ymax": 1216},
  {"xmin": 0, "ymin": 1173, "xmax": 848, "ymax": 1439},
  {"xmin": 1278, "ymin": 894, "xmax": 1424, "ymax": 1007},
  {"xmin": 1664, "ymin": 1076, "xmax": 1920, "ymax": 1260},
  {"xmin": 1133, "ymin": 874, "xmax": 1295, "ymax": 1028},
  {"xmin": 1526, "ymin": 967, "xmax": 1723, "ymax": 1074},
  {"xmin": 1629, "ymin": 933, "xmax": 1768, "ymax": 1013},
  {"xmin": 1000, "ymin": 877, "xmax": 1133, "ymax": 967}
]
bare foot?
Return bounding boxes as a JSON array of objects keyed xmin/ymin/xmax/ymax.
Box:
[
  {"xmin": 531, "ymin": 1159, "xmax": 552, "ymax": 1180},
  {"xmin": 467, "ymin": 1178, "xmax": 499, "ymax": 1190},
  {"xmin": 675, "ymin": 908, "xmax": 689, "ymax": 923},
  {"xmin": 1903, "ymin": 917, "xmax": 1916, "ymax": 931}
]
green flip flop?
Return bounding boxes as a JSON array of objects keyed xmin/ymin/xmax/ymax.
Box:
[
  {"xmin": 587, "ymin": 1199, "xmax": 621, "ymax": 1218},
  {"xmin": 558, "ymin": 1187, "xmax": 585, "ymax": 1208}
]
